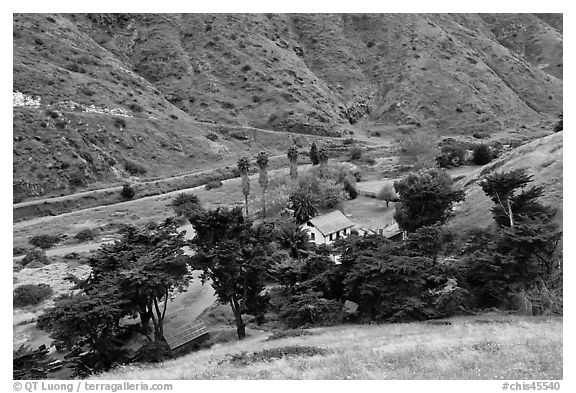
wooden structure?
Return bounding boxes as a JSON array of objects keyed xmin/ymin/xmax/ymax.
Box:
[{"xmin": 164, "ymin": 321, "xmax": 209, "ymax": 350}]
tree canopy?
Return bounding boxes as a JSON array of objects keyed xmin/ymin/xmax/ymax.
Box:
[
  {"xmin": 393, "ymin": 169, "xmax": 465, "ymax": 232},
  {"xmin": 189, "ymin": 207, "xmax": 272, "ymax": 338}
]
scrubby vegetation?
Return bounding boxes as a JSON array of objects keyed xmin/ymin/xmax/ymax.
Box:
[
  {"xmin": 29, "ymin": 234, "xmax": 60, "ymax": 249},
  {"xmin": 121, "ymin": 184, "xmax": 135, "ymax": 199},
  {"xmin": 14, "ymin": 284, "xmax": 54, "ymax": 307},
  {"xmin": 21, "ymin": 248, "xmax": 49, "ymax": 266}
]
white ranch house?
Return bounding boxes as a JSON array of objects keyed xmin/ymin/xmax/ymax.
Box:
[
  {"xmin": 302, "ymin": 210, "xmax": 355, "ymax": 245},
  {"xmin": 302, "ymin": 210, "xmax": 404, "ymax": 247}
]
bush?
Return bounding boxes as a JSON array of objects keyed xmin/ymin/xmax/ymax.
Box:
[
  {"xmin": 206, "ymin": 132, "xmax": 218, "ymax": 141},
  {"xmin": 65, "ymin": 62, "xmax": 86, "ymax": 73},
  {"xmin": 13, "ymin": 247, "xmax": 27, "ymax": 257},
  {"xmin": 123, "ymin": 160, "xmax": 147, "ymax": 176},
  {"xmin": 343, "ymin": 138, "xmax": 355, "ymax": 146},
  {"xmin": 75, "ymin": 229, "xmax": 95, "ymax": 241},
  {"xmin": 113, "ymin": 117, "xmax": 127, "ymax": 129},
  {"xmin": 171, "ymin": 193, "xmax": 201, "ymax": 217},
  {"xmin": 121, "ymin": 184, "xmax": 135, "ymax": 199},
  {"xmin": 472, "ymin": 132, "xmax": 489, "ymax": 139},
  {"xmin": 129, "ymin": 103, "xmax": 144, "ymax": 113},
  {"xmin": 69, "ymin": 169, "xmax": 86, "ymax": 187},
  {"xmin": 13, "ymin": 284, "xmax": 53, "ymax": 307},
  {"xmin": 436, "ymin": 144, "xmax": 466, "ymax": 168},
  {"xmin": 349, "ymin": 147, "xmax": 363, "ymax": 161},
  {"xmin": 472, "ymin": 144, "xmax": 492, "ymax": 165},
  {"xmin": 21, "ymin": 248, "xmax": 49, "ymax": 266},
  {"xmin": 343, "ymin": 179, "xmax": 358, "ymax": 199},
  {"xmin": 205, "ymin": 180, "xmax": 223, "ymax": 190},
  {"xmin": 553, "ymin": 114, "xmax": 562, "ymax": 132},
  {"xmin": 274, "ymin": 290, "xmax": 344, "ymax": 328},
  {"xmin": 134, "ymin": 341, "xmax": 172, "ymax": 363},
  {"xmin": 29, "ymin": 234, "xmax": 60, "ymax": 249}
]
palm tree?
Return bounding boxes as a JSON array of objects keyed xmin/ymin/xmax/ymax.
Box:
[
  {"xmin": 237, "ymin": 156, "xmax": 250, "ymax": 216},
  {"xmin": 289, "ymin": 189, "xmax": 318, "ymax": 224},
  {"xmin": 275, "ymin": 219, "xmax": 311, "ymax": 258},
  {"xmin": 287, "ymin": 145, "xmax": 299, "ymax": 181},
  {"xmin": 317, "ymin": 146, "xmax": 329, "ymax": 178},
  {"xmin": 256, "ymin": 151, "xmax": 269, "ymax": 218}
]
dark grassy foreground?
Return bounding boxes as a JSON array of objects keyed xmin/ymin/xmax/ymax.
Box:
[{"xmin": 94, "ymin": 314, "xmax": 562, "ymax": 380}]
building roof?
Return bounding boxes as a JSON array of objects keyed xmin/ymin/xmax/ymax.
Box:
[
  {"xmin": 356, "ymin": 222, "xmax": 402, "ymax": 239},
  {"xmin": 307, "ymin": 210, "xmax": 355, "ymax": 236}
]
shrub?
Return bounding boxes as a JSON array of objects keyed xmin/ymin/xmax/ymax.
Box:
[
  {"xmin": 343, "ymin": 138, "xmax": 355, "ymax": 146},
  {"xmin": 129, "ymin": 103, "xmax": 144, "ymax": 113},
  {"xmin": 13, "ymin": 247, "xmax": 27, "ymax": 257},
  {"xmin": 13, "ymin": 284, "xmax": 53, "ymax": 307},
  {"xmin": 274, "ymin": 290, "xmax": 344, "ymax": 328},
  {"xmin": 121, "ymin": 184, "xmax": 135, "ymax": 199},
  {"xmin": 123, "ymin": 160, "xmax": 147, "ymax": 175},
  {"xmin": 553, "ymin": 114, "xmax": 562, "ymax": 132},
  {"xmin": 171, "ymin": 193, "xmax": 201, "ymax": 217},
  {"xmin": 29, "ymin": 234, "xmax": 60, "ymax": 249},
  {"xmin": 65, "ymin": 62, "xmax": 86, "ymax": 73},
  {"xmin": 436, "ymin": 144, "xmax": 466, "ymax": 168},
  {"xmin": 343, "ymin": 179, "xmax": 358, "ymax": 199},
  {"xmin": 206, "ymin": 132, "xmax": 218, "ymax": 141},
  {"xmin": 472, "ymin": 144, "xmax": 492, "ymax": 165},
  {"xmin": 240, "ymin": 64, "xmax": 252, "ymax": 72},
  {"xmin": 69, "ymin": 169, "xmax": 86, "ymax": 187},
  {"xmin": 349, "ymin": 146, "xmax": 363, "ymax": 161},
  {"xmin": 134, "ymin": 341, "xmax": 172, "ymax": 363},
  {"xmin": 21, "ymin": 248, "xmax": 49, "ymax": 266},
  {"xmin": 113, "ymin": 117, "xmax": 127, "ymax": 129},
  {"xmin": 75, "ymin": 229, "xmax": 95, "ymax": 241},
  {"xmin": 205, "ymin": 180, "xmax": 223, "ymax": 190}
]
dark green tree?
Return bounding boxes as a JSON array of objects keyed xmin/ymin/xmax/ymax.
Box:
[
  {"xmin": 80, "ymin": 221, "xmax": 193, "ymax": 341},
  {"xmin": 393, "ymin": 169, "xmax": 465, "ymax": 232},
  {"xmin": 37, "ymin": 291, "xmax": 131, "ymax": 376},
  {"xmin": 472, "ymin": 144, "xmax": 492, "ymax": 165},
  {"xmin": 309, "ymin": 142, "xmax": 319, "ymax": 165},
  {"xmin": 275, "ymin": 219, "xmax": 311, "ymax": 258},
  {"xmin": 480, "ymin": 169, "xmax": 549, "ymax": 228},
  {"xmin": 289, "ymin": 189, "xmax": 318, "ymax": 224},
  {"xmin": 189, "ymin": 207, "xmax": 272, "ymax": 339},
  {"xmin": 171, "ymin": 193, "xmax": 202, "ymax": 219}
]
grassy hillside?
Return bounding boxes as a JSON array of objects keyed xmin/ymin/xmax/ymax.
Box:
[
  {"xmin": 450, "ymin": 131, "xmax": 563, "ymax": 229},
  {"xmin": 93, "ymin": 314, "xmax": 562, "ymax": 380},
  {"xmin": 13, "ymin": 13, "xmax": 562, "ymax": 201}
]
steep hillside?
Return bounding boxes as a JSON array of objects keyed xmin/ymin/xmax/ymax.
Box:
[
  {"xmin": 13, "ymin": 13, "xmax": 562, "ymax": 201},
  {"xmin": 450, "ymin": 131, "xmax": 563, "ymax": 229}
]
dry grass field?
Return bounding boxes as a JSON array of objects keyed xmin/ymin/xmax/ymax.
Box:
[{"xmin": 93, "ymin": 314, "xmax": 562, "ymax": 380}]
